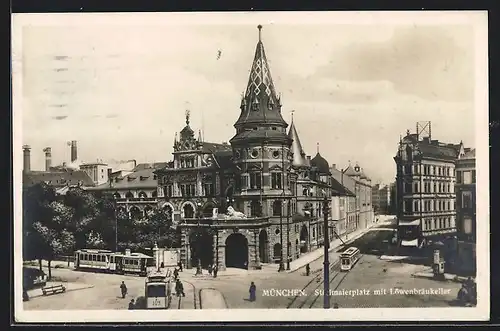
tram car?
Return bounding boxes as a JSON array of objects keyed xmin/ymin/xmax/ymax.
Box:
[
  {"xmin": 144, "ymin": 271, "xmax": 172, "ymax": 309},
  {"xmin": 74, "ymin": 248, "xmax": 154, "ymax": 276},
  {"xmin": 339, "ymin": 247, "xmax": 361, "ymax": 271}
]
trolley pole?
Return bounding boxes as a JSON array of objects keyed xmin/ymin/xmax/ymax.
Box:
[{"xmin": 323, "ymin": 196, "xmax": 330, "ymax": 309}]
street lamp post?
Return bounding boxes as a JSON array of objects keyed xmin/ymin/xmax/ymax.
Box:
[
  {"xmin": 286, "ymin": 198, "xmax": 291, "ymax": 270},
  {"xmin": 322, "ymin": 196, "xmax": 330, "ymax": 309},
  {"xmin": 113, "ymin": 196, "xmax": 118, "ymax": 252}
]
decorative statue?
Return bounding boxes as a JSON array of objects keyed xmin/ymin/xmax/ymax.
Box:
[{"xmin": 226, "ymin": 206, "xmax": 247, "ymax": 219}]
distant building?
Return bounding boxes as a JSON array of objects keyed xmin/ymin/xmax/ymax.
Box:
[
  {"xmin": 378, "ymin": 185, "xmax": 391, "ymax": 214},
  {"xmin": 330, "ymin": 163, "xmax": 374, "ymax": 236},
  {"xmin": 389, "ymin": 181, "xmax": 397, "ymax": 214},
  {"xmin": 394, "ymin": 129, "xmax": 463, "ymax": 248},
  {"xmin": 455, "ymin": 148, "xmax": 476, "ymax": 275},
  {"xmin": 22, "ymin": 144, "xmax": 95, "ymax": 192},
  {"xmin": 372, "ymin": 184, "xmax": 381, "ymax": 214}
]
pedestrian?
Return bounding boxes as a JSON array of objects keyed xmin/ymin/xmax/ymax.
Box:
[
  {"xmin": 120, "ymin": 281, "xmax": 128, "ymax": 298},
  {"xmin": 249, "ymin": 281, "xmax": 256, "ymax": 302},
  {"xmin": 173, "ymin": 268, "xmax": 179, "ymax": 280},
  {"xmin": 178, "ymin": 261, "xmax": 183, "ymax": 272},
  {"xmin": 333, "ymin": 303, "xmax": 339, "ymax": 309},
  {"xmin": 175, "ymin": 279, "xmax": 185, "ymax": 297},
  {"xmin": 128, "ymin": 299, "xmax": 135, "ymax": 310},
  {"xmin": 305, "ymin": 263, "xmax": 310, "ymax": 276},
  {"xmin": 208, "ymin": 264, "xmax": 213, "ymax": 275},
  {"xmin": 160, "ymin": 262, "xmax": 165, "ymax": 269},
  {"xmin": 213, "ymin": 265, "xmax": 218, "ymax": 278}
]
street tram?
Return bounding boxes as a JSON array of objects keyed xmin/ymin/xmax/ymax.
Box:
[
  {"xmin": 144, "ymin": 270, "xmax": 171, "ymax": 309},
  {"xmin": 339, "ymin": 247, "xmax": 361, "ymax": 271},
  {"xmin": 74, "ymin": 249, "xmax": 154, "ymax": 276}
]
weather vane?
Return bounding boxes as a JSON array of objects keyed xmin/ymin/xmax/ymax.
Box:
[{"xmin": 185, "ymin": 109, "xmax": 190, "ymax": 125}]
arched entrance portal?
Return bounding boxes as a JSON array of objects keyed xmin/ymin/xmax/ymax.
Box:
[
  {"xmin": 225, "ymin": 233, "xmax": 248, "ymax": 269},
  {"xmin": 189, "ymin": 229, "xmax": 214, "ymax": 269},
  {"xmin": 258, "ymin": 230, "xmax": 269, "ymax": 263},
  {"xmin": 300, "ymin": 225, "xmax": 309, "ymax": 254}
]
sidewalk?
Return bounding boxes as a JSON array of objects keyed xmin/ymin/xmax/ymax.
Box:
[
  {"xmin": 287, "ymin": 220, "xmax": 386, "ymax": 273},
  {"xmin": 26, "ymin": 281, "xmax": 94, "ymax": 299},
  {"xmin": 412, "ymin": 270, "xmax": 471, "ymax": 283}
]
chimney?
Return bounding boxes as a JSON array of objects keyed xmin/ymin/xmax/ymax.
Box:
[
  {"xmin": 43, "ymin": 147, "xmax": 52, "ymax": 171},
  {"xmin": 22, "ymin": 145, "xmax": 31, "ymax": 172},
  {"xmin": 70, "ymin": 140, "xmax": 77, "ymax": 162},
  {"xmin": 331, "ymin": 164, "xmax": 337, "ymax": 170}
]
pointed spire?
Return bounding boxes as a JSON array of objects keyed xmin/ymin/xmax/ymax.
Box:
[
  {"xmin": 243, "ymin": 25, "xmax": 278, "ymax": 100},
  {"xmin": 288, "ymin": 119, "xmax": 307, "ymax": 168},
  {"xmin": 316, "ymin": 142, "xmax": 320, "ymax": 154},
  {"xmin": 198, "ymin": 129, "xmax": 202, "ymax": 142},
  {"xmin": 185, "ymin": 109, "xmax": 190, "ymax": 126}
]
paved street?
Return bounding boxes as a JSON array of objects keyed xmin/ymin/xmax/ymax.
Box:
[{"xmin": 23, "ymin": 217, "xmax": 463, "ymax": 310}]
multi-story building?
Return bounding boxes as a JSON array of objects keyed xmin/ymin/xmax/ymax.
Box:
[
  {"xmin": 378, "ymin": 184, "xmax": 391, "ymax": 215},
  {"xmin": 394, "ymin": 129, "xmax": 463, "ymax": 248},
  {"xmin": 330, "ymin": 163, "xmax": 374, "ymax": 237},
  {"xmin": 86, "ymin": 162, "xmax": 170, "ymax": 219},
  {"xmin": 455, "ymin": 148, "xmax": 476, "ymax": 275},
  {"xmin": 151, "ymin": 26, "xmax": 373, "ymax": 271}
]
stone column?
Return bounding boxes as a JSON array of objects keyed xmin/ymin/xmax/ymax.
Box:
[
  {"xmin": 180, "ymin": 228, "xmax": 191, "ymax": 269},
  {"xmin": 218, "ymin": 231, "xmax": 226, "ymax": 271},
  {"xmin": 249, "ymin": 230, "xmax": 260, "ymax": 269}
]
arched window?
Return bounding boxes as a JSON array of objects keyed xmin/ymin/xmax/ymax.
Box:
[
  {"xmin": 138, "ymin": 191, "xmax": 147, "ymax": 199},
  {"xmin": 113, "ymin": 192, "xmax": 121, "ymax": 199},
  {"xmin": 151, "ymin": 190, "xmax": 157, "ymax": 198},
  {"xmin": 272, "ymin": 200, "xmax": 282, "ymax": 216},
  {"xmin": 125, "ymin": 191, "xmax": 134, "ymax": 199}
]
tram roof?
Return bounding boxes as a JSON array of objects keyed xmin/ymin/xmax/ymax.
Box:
[
  {"xmin": 341, "ymin": 247, "xmax": 360, "ymax": 256},
  {"xmin": 76, "ymin": 249, "xmax": 113, "ymax": 253},
  {"xmin": 113, "ymin": 252, "xmax": 153, "ymax": 259}
]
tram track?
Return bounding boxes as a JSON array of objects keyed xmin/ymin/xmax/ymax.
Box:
[{"xmin": 287, "ymin": 255, "xmax": 364, "ymax": 309}]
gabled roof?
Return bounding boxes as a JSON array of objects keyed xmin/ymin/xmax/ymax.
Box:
[
  {"xmin": 330, "ymin": 176, "xmax": 356, "ymax": 196},
  {"xmin": 23, "ymin": 170, "xmax": 95, "ymax": 188},
  {"xmin": 330, "ymin": 167, "xmax": 357, "ymax": 194},
  {"xmin": 417, "ymin": 143, "xmax": 459, "ymax": 160},
  {"xmin": 201, "ymin": 142, "xmax": 232, "ymax": 154},
  {"xmin": 133, "ymin": 162, "xmax": 171, "ymax": 172},
  {"xmin": 88, "ymin": 168, "xmax": 158, "ymax": 191}
]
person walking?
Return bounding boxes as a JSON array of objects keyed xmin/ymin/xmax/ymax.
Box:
[
  {"xmin": 208, "ymin": 264, "xmax": 213, "ymax": 276},
  {"xmin": 249, "ymin": 281, "xmax": 256, "ymax": 302},
  {"xmin": 128, "ymin": 299, "xmax": 135, "ymax": 310},
  {"xmin": 120, "ymin": 281, "xmax": 128, "ymax": 299},
  {"xmin": 173, "ymin": 268, "xmax": 179, "ymax": 280},
  {"xmin": 178, "ymin": 261, "xmax": 183, "ymax": 272},
  {"xmin": 213, "ymin": 265, "xmax": 218, "ymax": 278},
  {"xmin": 305, "ymin": 263, "xmax": 310, "ymax": 276},
  {"xmin": 175, "ymin": 279, "xmax": 186, "ymax": 297}
]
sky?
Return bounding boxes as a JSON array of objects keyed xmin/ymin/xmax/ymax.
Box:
[{"xmin": 13, "ymin": 12, "xmax": 484, "ymax": 184}]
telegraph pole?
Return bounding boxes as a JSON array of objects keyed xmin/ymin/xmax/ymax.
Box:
[{"xmin": 323, "ymin": 196, "xmax": 330, "ymax": 309}]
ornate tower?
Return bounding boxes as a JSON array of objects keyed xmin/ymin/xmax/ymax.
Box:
[{"xmin": 230, "ymin": 25, "xmax": 293, "ymax": 218}]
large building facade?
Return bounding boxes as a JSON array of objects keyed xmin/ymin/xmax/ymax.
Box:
[
  {"xmin": 151, "ymin": 26, "xmax": 374, "ymax": 271},
  {"xmin": 394, "ymin": 129, "xmax": 463, "ymax": 248}
]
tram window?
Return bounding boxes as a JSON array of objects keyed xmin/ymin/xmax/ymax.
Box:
[
  {"xmin": 135, "ymin": 260, "xmax": 139, "ymax": 265},
  {"xmin": 110, "ymin": 256, "xmax": 114, "ymax": 263},
  {"xmin": 92, "ymin": 255, "xmax": 96, "ymax": 261},
  {"xmin": 147, "ymin": 285, "xmax": 166, "ymax": 297}
]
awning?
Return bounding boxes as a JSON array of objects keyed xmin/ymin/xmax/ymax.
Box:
[
  {"xmin": 401, "ymin": 239, "xmax": 419, "ymax": 247},
  {"xmin": 399, "ymin": 219, "xmax": 421, "ymax": 226}
]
